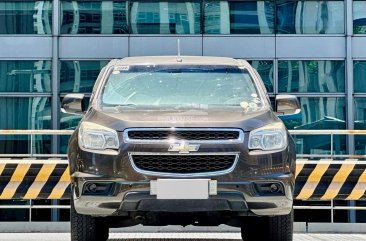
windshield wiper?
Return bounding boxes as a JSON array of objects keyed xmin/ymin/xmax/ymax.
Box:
[
  {"xmin": 173, "ymin": 104, "xmax": 208, "ymax": 110},
  {"xmin": 111, "ymin": 104, "xmax": 137, "ymax": 110}
]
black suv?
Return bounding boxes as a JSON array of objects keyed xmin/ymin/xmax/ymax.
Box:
[{"xmin": 62, "ymin": 56, "xmax": 299, "ymax": 241}]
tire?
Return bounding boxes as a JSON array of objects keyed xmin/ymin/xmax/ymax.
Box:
[
  {"xmin": 70, "ymin": 198, "xmax": 109, "ymax": 241},
  {"xmin": 241, "ymin": 210, "xmax": 293, "ymax": 241}
]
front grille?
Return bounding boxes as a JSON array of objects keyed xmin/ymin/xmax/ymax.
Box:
[
  {"xmin": 131, "ymin": 155, "xmax": 237, "ymax": 174},
  {"xmin": 126, "ymin": 129, "xmax": 241, "ymax": 141}
]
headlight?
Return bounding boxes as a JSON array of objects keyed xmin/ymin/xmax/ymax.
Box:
[
  {"xmin": 78, "ymin": 122, "xmax": 119, "ymax": 152},
  {"xmin": 248, "ymin": 122, "xmax": 287, "ymax": 152}
]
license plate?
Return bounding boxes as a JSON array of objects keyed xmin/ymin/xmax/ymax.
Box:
[{"xmin": 150, "ymin": 179, "xmax": 217, "ymax": 200}]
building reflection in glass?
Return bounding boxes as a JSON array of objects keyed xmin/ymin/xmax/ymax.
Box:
[
  {"xmin": 354, "ymin": 61, "xmax": 366, "ymax": 93},
  {"xmin": 0, "ymin": 97, "xmax": 51, "ymax": 154},
  {"xmin": 0, "ymin": 60, "xmax": 51, "ymax": 93},
  {"xmin": 354, "ymin": 98, "xmax": 366, "ymax": 154},
  {"xmin": 0, "ymin": 1, "xmax": 52, "ymax": 34},
  {"xmin": 277, "ymin": 0, "xmax": 344, "ymax": 34},
  {"xmin": 248, "ymin": 60, "xmax": 274, "ymax": 92},
  {"xmin": 58, "ymin": 0, "xmax": 347, "ymax": 35},
  {"xmin": 60, "ymin": 60, "xmax": 108, "ymax": 93},
  {"xmin": 61, "ymin": 1, "xmax": 128, "ymax": 34},
  {"xmin": 0, "ymin": 60, "xmax": 52, "ymax": 155},
  {"xmin": 130, "ymin": 2, "xmax": 201, "ymax": 34},
  {"xmin": 278, "ymin": 60, "xmax": 345, "ymax": 93},
  {"xmin": 286, "ymin": 97, "xmax": 346, "ymax": 155},
  {"xmin": 353, "ymin": 1, "xmax": 366, "ymax": 34},
  {"xmin": 204, "ymin": 1, "xmax": 275, "ymax": 34}
]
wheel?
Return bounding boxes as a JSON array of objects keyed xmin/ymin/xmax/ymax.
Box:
[
  {"xmin": 241, "ymin": 210, "xmax": 293, "ymax": 241},
  {"xmin": 70, "ymin": 198, "xmax": 109, "ymax": 241}
]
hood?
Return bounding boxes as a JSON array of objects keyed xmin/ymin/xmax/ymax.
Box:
[{"xmin": 82, "ymin": 106, "xmax": 280, "ymax": 132}]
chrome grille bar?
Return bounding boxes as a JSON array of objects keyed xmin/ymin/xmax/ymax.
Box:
[{"xmin": 123, "ymin": 128, "xmax": 244, "ymax": 144}]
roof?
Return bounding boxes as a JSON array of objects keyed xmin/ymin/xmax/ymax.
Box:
[{"xmin": 109, "ymin": 56, "xmax": 249, "ymax": 67}]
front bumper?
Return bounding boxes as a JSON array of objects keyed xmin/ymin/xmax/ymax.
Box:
[{"xmin": 73, "ymin": 173, "xmax": 293, "ymax": 217}]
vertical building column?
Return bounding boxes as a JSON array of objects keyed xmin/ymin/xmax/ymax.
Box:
[
  {"xmin": 273, "ymin": 58, "xmax": 278, "ymax": 95},
  {"xmin": 52, "ymin": 0, "xmax": 60, "ymax": 222},
  {"xmin": 346, "ymin": 0, "xmax": 354, "ymax": 155},
  {"xmin": 346, "ymin": 0, "xmax": 356, "ymax": 223}
]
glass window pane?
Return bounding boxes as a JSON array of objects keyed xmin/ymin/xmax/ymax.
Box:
[
  {"xmin": 0, "ymin": 97, "xmax": 52, "ymax": 154},
  {"xmin": 60, "ymin": 61, "xmax": 108, "ymax": 93},
  {"xmin": 278, "ymin": 60, "xmax": 345, "ymax": 93},
  {"xmin": 60, "ymin": 1, "xmax": 128, "ymax": 34},
  {"xmin": 204, "ymin": 1, "xmax": 275, "ymax": 34},
  {"xmin": 354, "ymin": 61, "xmax": 366, "ymax": 93},
  {"xmin": 284, "ymin": 97, "xmax": 346, "ymax": 155},
  {"xmin": 0, "ymin": 60, "xmax": 51, "ymax": 93},
  {"xmin": 0, "ymin": 1, "xmax": 52, "ymax": 34},
  {"xmin": 353, "ymin": 1, "xmax": 366, "ymax": 34},
  {"xmin": 276, "ymin": 0, "xmax": 344, "ymax": 34},
  {"xmin": 247, "ymin": 60, "xmax": 274, "ymax": 92},
  {"xmin": 288, "ymin": 97, "xmax": 345, "ymax": 129},
  {"xmin": 354, "ymin": 98, "xmax": 366, "ymax": 154},
  {"xmin": 292, "ymin": 134, "xmax": 346, "ymax": 155},
  {"xmin": 130, "ymin": 2, "xmax": 201, "ymax": 34}
]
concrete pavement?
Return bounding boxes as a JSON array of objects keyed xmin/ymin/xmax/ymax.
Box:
[{"xmin": 0, "ymin": 233, "xmax": 365, "ymax": 241}]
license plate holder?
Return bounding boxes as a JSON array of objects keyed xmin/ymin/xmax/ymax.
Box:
[{"xmin": 150, "ymin": 179, "xmax": 217, "ymax": 200}]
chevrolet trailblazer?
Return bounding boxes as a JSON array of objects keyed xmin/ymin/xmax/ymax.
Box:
[{"xmin": 62, "ymin": 56, "xmax": 299, "ymax": 241}]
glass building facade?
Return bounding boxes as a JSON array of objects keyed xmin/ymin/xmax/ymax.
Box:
[{"xmin": 0, "ymin": 0, "xmax": 365, "ymax": 223}]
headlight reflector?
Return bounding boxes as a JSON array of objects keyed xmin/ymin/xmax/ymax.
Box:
[
  {"xmin": 248, "ymin": 123, "xmax": 287, "ymax": 151},
  {"xmin": 78, "ymin": 122, "xmax": 119, "ymax": 150}
]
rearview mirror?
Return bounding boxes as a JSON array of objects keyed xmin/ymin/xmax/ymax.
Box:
[
  {"xmin": 61, "ymin": 93, "xmax": 86, "ymax": 115},
  {"xmin": 275, "ymin": 95, "xmax": 300, "ymax": 116}
]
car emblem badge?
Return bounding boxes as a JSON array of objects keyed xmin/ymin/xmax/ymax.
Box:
[{"xmin": 168, "ymin": 143, "xmax": 200, "ymax": 154}]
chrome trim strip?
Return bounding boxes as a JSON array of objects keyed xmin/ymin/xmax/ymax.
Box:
[
  {"xmin": 123, "ymin": 128, "xmax": 245, "ymax": 144},
  {"xmin": 128, "ymin": 152, "xmax": 240, "ymax": 178}
]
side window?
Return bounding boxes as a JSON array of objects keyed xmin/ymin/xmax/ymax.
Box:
[
  {"xmin": 251, "ymin": 67, "xmax": 271, "ymax": 107},
  {"xmin": 90, "ymin": 67, "xmax": 107, "ymax": 102},
  {"xmin": 269, "ymin": 96, "xmax": 276, "ymax": 111},
  {"xmin": 252, "ymin": 67, "xmax": 267, "ymax": 94}
]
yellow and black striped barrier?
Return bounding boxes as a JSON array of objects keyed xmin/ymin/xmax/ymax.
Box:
[
  {"xmin": 0, "ymin": 160, "xmax": 70, "ymax": 200},
  {"xmin": 1, "ymin": 159, "xmax": 366, "ymax": 201},
  {"xmin": 295, "ymin": 159, "xmax": 366, "ymax": 200}
]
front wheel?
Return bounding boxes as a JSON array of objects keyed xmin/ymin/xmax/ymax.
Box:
[
  {"xmin": 70, "ymin": 198, "xmax": 109, "ymax": 241},
  {"xmin": 241, "ymin": 210, "xmax": 293, "ymax": 241}
]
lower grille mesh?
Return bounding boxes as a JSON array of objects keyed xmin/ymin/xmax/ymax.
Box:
[{"xmin": 131, "ymin": 155, "xmax": 236, "ymax": 174}]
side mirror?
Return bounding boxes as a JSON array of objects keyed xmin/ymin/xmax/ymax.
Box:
[
  {"xmin": 61, "ymin": 93, "xmax": 86, "ymax": 115},
  {"xmin": 275, "ymin": 95, "xmax": 301, "ymax": 116}
]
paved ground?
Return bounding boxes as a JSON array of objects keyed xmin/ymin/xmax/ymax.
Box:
[{"xmin": 0, "ymin": 233, "xmax": 365, "ymax": 241}]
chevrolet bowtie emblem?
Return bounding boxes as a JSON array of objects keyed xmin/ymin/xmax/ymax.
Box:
[{"xmin": 168, "ymin": 143, "xmax": 200, "ymax": 154}]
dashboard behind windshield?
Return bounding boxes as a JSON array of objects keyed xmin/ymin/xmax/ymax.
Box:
[{"xmin": 100, "ymin": 65, "xmax": 265, "ymax": 111}]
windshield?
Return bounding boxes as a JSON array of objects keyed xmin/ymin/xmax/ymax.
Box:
[{"xmin": 100, "ymin": 65, "xmax": 265, "ymax": 111}]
